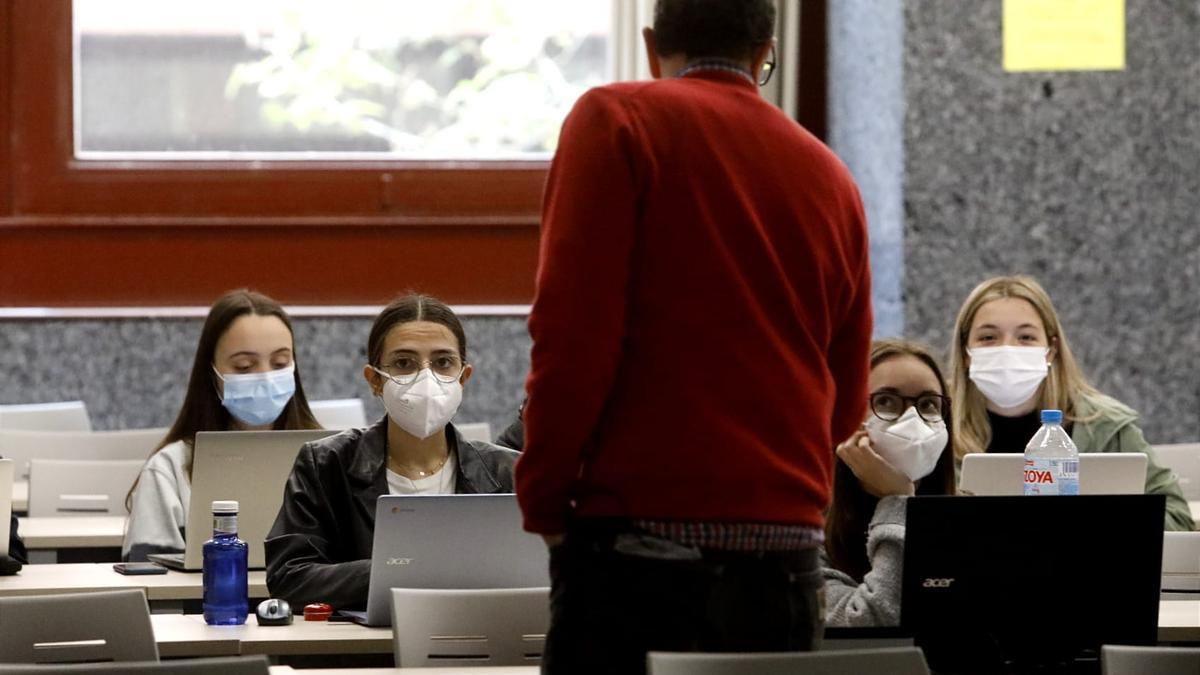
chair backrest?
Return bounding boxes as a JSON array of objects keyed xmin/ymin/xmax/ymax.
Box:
[
  {"xmin": 647, "ymin": 647, "xmax": 931, "ymax": 675},
  {"xmin": 456, "ymin": 422, "xmax": 493, "ymax": 444},
  {"xmin": 28, "ymin": 459, "xmax": 144, "ymax": 517},
  {"xmin": 0, "ymin": 589, "xmax": 158, "ymax": 664},
  {"xmin": 1152, "ymin": 443, "xmax": 1200, "ymax": 500},
  {"xmin": 1101, "ymin": 645, "xmax": 1200, "ymax": 675},
  {"xmin": 390, "ymin": 587, "xmax": 549, "ymax": 667},
  {"xmin": 308, "ymin": 398, "xmax": 367, "ymax": 429},
  {"xmin": 0, "ymin": 428, "xmax": 165, "ymax": 481},
  {"xmin": 1162, "ymin": 531, "xmax": 1200, "ymax": 574},
  {"xmin": 0, "ymin": 655, "xmax": 270, "ymax": 674},
  {"xmin": 0, "ymin": 402, "xmax": 91, "ymax": 433}
]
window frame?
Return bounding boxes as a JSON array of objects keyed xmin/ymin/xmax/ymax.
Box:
[{"xmin": 0, "ymin": 0, "xmax": 827, "ymax": 307}]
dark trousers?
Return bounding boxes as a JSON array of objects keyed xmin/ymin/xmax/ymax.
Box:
[{"xmin": 541, "ymin": 521, "xmax": 824, "ymax": 675}]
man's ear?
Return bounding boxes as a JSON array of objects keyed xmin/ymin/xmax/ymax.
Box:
[{"xmin": 642, "ymin": 27, "xmax": 663, "ymax": 79}]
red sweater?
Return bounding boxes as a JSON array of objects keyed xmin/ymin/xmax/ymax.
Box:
[{"xmin": 516, "ymin": 71, "xmax": 872, "ymax": 535}]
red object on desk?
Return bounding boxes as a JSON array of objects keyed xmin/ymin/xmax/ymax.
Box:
[{"xmin": 303, "ymin": 603, "xmax": 333, "ymax": 622}]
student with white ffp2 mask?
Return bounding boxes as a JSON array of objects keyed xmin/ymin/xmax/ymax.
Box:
[
  {"xmin": 823, "ymin": 340, "xmax": 957, "ymax": 627},
  {"xmin": 264, "ymin": 294, "xmax": 519, "ymax": 611},
  {"xmin": 949, "ymin": 275, "xmax": 1193, "ymax": 531}
]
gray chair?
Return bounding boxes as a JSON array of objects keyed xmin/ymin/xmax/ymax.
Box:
[
  {"xmin": 308, "ymin": 398, "xmax": 367, "ymax": 430},
  {"xmin": 0, "ymin": 402, "xmax": 91, "ymax": 433},
  {"xmin": 390, "ymin": 587, "xmax": 549, "ymax": 666},
  {"xmin": 647, "ymin": 647, "xmax": 931, "ymax": 675},
  {"xmin": 0, "ymin": 656, "xmax": 269, "ymax": 674},
  {"xmin": 28, "ymin": 459, "xmax": 144, "ymax": 517},
  {"xmin": 1153, "ymin": 443, "xmax": 1200, "ymax": 500},
  {"xmin": 0, "ymin": 590, "xmax": 157, "ymax": 664},
  {"xmin": 1101, "ymin": 645, "xmax": 1200, "ymax": 675}
]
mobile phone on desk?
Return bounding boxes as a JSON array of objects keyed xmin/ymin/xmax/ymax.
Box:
[{"xmin": 113, "ymin": 562, "xmax": 167, "ymax": 575}]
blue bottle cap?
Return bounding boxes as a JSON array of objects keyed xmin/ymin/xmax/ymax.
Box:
[{"xmin": 1040, "ymin": 409, "xmax": 1063, "ymax": 424}]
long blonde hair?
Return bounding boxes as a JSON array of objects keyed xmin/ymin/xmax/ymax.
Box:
[{"xmin": 948, "ymin": 275, "xmax": 1105, "ymax": 458}]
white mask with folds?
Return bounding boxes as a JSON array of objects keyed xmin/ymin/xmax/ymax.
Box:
[
  {"xmin": 864, "ymin": 406, "xmax": 948, "ymax": 481},
  {"xmin": 967, "ymin": 346, "xmax": 1050, "ymax": 410}
]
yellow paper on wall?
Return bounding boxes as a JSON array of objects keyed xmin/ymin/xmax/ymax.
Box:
[{"xmin": 1003, "ymin": 0, "xmax": 1125, "ymax": 71}]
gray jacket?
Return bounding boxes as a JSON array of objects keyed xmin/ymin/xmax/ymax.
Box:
[{"xmin": 821, "ymin": 495, "xmax": 907, "ymax": 627}]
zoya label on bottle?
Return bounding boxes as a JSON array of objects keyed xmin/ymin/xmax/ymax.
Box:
[{"xmin": 1024, "ymin": 457, "xmax": 1079, "ymax": 496}]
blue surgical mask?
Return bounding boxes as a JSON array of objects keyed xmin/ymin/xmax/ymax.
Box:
[{"xmin": 214, "ymin": 365, "xmax": 296, "ymax": 427}]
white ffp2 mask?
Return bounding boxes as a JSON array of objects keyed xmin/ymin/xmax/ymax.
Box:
[
  {"xmin": 865, "ymin": 407, "xmax": 948, "ymax": 481},
  {"xmin": 377, "ymin": 368, "xmax": 463, "ymax": 439},
  {"xmin": 968, "ymin": 346, "xmax": 1050, "ymax": 411}
]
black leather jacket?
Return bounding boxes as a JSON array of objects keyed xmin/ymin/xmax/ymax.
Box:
[{"xmin": 264, "ymin": 418, "xmax": 519, "ymax": 610}]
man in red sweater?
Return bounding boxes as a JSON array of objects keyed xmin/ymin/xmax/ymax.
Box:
[{"xmin": 516, "ymin": 1, "xmax": 872, "ymax": 671}]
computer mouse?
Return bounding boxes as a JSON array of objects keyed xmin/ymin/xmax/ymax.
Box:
[{"xmin": 255, "ymin": 598, "xmax": 293, "ymax": 626}]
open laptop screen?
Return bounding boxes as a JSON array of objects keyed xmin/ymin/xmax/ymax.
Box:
[{"xmin": 901, "ymin": 495, "xmax": 1164, "ymax": 672}]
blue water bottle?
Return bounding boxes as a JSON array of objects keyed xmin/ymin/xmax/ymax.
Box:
[{"xmin": 203, "ymin": 500, "xmax": 248, "ymax": 625}]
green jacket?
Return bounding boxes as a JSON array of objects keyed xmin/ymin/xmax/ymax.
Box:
[{"xmin": 1072, "ymin": 395, "xmax": 1194, "ymax": 531}]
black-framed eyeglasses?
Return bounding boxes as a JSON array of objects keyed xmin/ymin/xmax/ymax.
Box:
[
  {"xmin": 758, "ymin": 45, "xmax": 777, "ymax": 87},
  {"xmin": 868, "ymin": 391, "xmax": 949, "ymax": 424}
]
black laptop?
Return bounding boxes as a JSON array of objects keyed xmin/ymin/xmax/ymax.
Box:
[{"xmin": 901, "ymin": 495, "xmax": 1164, "ymax": 674}]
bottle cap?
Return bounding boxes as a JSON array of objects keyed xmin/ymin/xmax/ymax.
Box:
[
  {"xmin": 1040, "ymin": 409, "xmax": 1063, "ymax": 425},
  {"xmin": 212, "ymin": 500, "xmax": 239, "ymax": 514}
]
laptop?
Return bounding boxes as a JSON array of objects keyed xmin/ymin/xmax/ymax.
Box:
[
  {"xmin": 148, "ymin": 429, "xmax": 335, "ymax": 571},
  {"xmin": 959, "ymin": 452, "xmax": 1147, "ymax": 496},
  {"xmin": 346, "ymin": 494, "xmax": 550, "ymax": 627},
  {"xmin": 0, "ymin": 459, "xmax": 12, "ymax": 558},
  {"xmin": 902, "ymin": 495, "xmax": 1164, "ymax": 672}
]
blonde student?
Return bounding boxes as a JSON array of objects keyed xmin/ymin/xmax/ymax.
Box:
[
  {"xmin": 122, "ymin": 290, "xmax": 322, "ymax": 561},
  {"xmin": 823, "ymin": 340, "xmax": 956, "ymax": 627},
  {"xmin": 948, "ymin": 275, "xmax": 1192, "ymax": 531}
]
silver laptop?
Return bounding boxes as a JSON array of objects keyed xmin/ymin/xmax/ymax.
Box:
[
  {"xmin": 350, "ymin": 494, "xmax": 550, "ymax": 627},
  {"xmin": 148, "ymin": 429, "xmax": 334, "ymax": 571},
  {"xmin": 960, "ymin": 452, "xmax": 1148, "ymax": 496},
  {"xmin": 0, "ymin": 459, "xmax": 12, "ymax": 558}
]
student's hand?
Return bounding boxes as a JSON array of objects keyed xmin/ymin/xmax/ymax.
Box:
[
  {"xmin": 542, "ymin": 534, "xmax": 565, "ymax": 548},
  {"xmin": 836, "ymin": 429, "xmax": 915, "ymax": 498}
]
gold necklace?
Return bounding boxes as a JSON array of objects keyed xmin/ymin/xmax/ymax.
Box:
[{"xmin": 390, "ymin": 451, "xmax": 450, "ymax": 479}]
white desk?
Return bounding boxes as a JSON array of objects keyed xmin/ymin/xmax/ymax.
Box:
[
  {"xmin": 17, "ymin": 516, "xmax": 125, "ymax": 549},
  {"xmin": 0, "ymin": 563, "xmax": 268, "ymax": 603},
  {"xmin": 144, "ymin": 601, "xmax": 1200, "ymax": 659},
  {"xmin": 153, "ymin": 614, "xmax": 392, "ymax": 658},
  {"xmin": 12, "ymin": 480, "xmax": 27, "ymax": 513},
  {"xmin": 270, "ymin": 662, "xmax": 537, "ymax": 667}
]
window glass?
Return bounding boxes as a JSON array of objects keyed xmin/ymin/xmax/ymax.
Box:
[{"xmin": 74, "ymin": 0, "xmax": 613, "ymax": 159}]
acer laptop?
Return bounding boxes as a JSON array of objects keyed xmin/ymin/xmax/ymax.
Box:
[
  {"xmin": 148, "ymin": 429, "xmax": 335, "ymax": 571},
  {"xmin": 959, "ymin": 452, "xmax": 1147, "ymax": 496},
  {"xmin": 902, "ymin": 495, "xmax": 1164, "ymax": 673},
  {"xmin": 0, "ymin": 459, "xmax": 12, "ymax": 558},
  {"xmin": 346, "ymin": 493, "xmax": 549, "ymax": 627}
]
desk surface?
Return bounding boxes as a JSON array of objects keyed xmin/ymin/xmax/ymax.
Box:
[
  {"xmin": 0, "ymin": 563, "xmax": 268, "ymax": 601},
  {"xmin": 153, "ymin": 613, "xmax": 392, "ymax": 658},
  {"xmin": 17, "ymin": 516, "xmax": 126, "ymax": 549},
  {"xmin": 146, "ymin": 601, "xmax": 1200, "ymax": 658},
  {"xmin": 269, "ymin": 669, "xmax": 537, "ymax": 674}
]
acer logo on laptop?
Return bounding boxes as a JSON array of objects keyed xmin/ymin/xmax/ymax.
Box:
[
  {"xmin": 386, "ymin": 557, "xmax": 414, "ymax": 566},
  {"xmin": 922, "ymin": 577, "xmax": 954, "ymax": 588}
]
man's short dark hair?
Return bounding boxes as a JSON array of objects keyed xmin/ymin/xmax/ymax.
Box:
[{"xmin": 653, "ymin": 0, "xmax": 776, "ymax": 61}]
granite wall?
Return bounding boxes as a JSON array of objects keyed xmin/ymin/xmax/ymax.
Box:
[
  {"xmin": 903, "ymin": 0, "xmax": 1200, "ymax": 443},
  {"xmin": 0, "ymin": 316, "xmax": 530, "ymax": 437}
]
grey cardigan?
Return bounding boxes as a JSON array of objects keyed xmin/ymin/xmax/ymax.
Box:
[{"xmin": 821, "ymin": 495, "xmax": 907, "ymax": 627}]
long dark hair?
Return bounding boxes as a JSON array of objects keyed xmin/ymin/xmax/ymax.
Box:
[
  {"xmin": 125, "ymin": 290, "xmax": 321, "ymax": 511},
  {"xmin": 824, "ymin": 339, "xmax": 956, "ymax": 583},
  {"xmin": 367, "ymin": 293, "xmax": 468, "ymax": 366}
]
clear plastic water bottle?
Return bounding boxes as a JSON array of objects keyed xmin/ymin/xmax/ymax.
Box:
[
  {"xmin": 1023, "ymin": 409, "xmax": 1079, "ymax": 496},
  {"xmin": 203, "ymin": 500, "xmax": 248, "ymax": 625}
]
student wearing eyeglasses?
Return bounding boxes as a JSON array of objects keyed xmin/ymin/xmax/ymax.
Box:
[
  {"xmin": 264, "ymin": 294, "xmax": 519, "ymax": 611},
  {"xmin": 822, "ymin": 340, "xmax": 956, "ymax": 627}
]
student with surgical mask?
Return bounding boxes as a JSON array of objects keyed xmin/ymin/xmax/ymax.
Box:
[
  {"xmin": 823, "ymin": 340, "xmax": 956, "ymax": 627},
  {"xmin": 264, "ymin": 294, "xmax": 519, "ymax": 610},
  {"xmin": 950, "ymin": 275, "xmax": 1192, "ymax": 530},
  {"xmin": 123, "ymin": 290, "xmax": 322, "ymax": 561}
]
